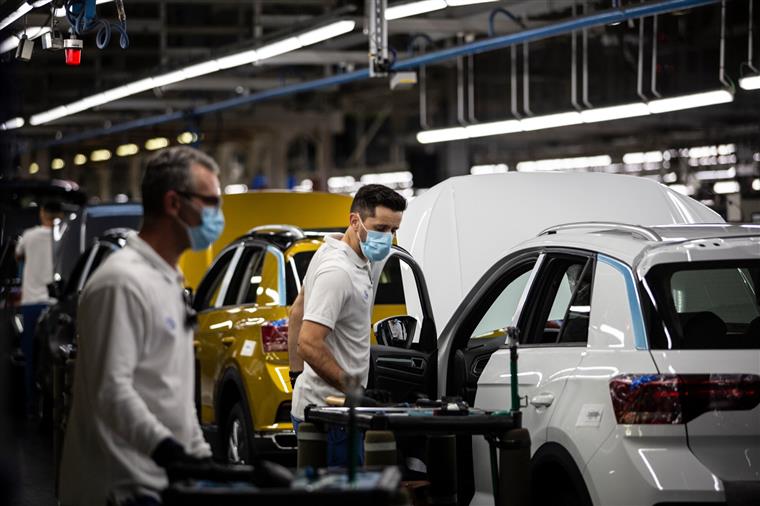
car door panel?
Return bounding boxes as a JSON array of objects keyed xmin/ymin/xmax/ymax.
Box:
[{"xmin": 368, "ymin": 247, "xmax": 438, "ymax": 401}]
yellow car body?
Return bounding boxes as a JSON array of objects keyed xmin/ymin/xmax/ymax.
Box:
[
  {"xmin": 193, "ymin": 226, "xmax": 406, "ymax": 463},
  {"xmin": 180, "ymin": 191, "xmax": 353, "ymax": 290}
]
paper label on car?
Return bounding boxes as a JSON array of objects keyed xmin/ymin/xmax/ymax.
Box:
[
  {"xmin": 240, "ymin": 340, "xmax": 256, "ymax": 357},
  {"xmin": 576, "ymin": 404, "xmax": 604, "ymax": 428}
]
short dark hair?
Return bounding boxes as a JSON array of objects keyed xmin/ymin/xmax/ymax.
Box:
[
  {"xmin": 350, "ymin": 184, "xmax": 407, "ymax": 218},
  {"xmin": 141, "ymin": 146, "xmax": 219, "ymax": 217}
]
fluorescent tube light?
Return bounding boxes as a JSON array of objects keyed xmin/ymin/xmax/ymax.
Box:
[
  {"xmin": 647, "ymin": 89, "xmax": 733, "ymax": 114},
  {"xmin": 177, "ymin": 132, "xmax": 198, "ymax": 144},
  {"xmin": 739, "ymin": 75, "xmax": 760, "ymax": 91},
  {"xmin": 580, "ymin": 102, "xmax": 650, "ymax": 123},
  {"xmin": 516, "ymin": 155, "xmax": 612, "ymax": 172},
  {"xmin": 521, "ymin": 111, "xmax": 583, "ymax": 131},
  {"xmin": 470, "ymin": 164, "xmax": 509, "ymax": 175},
  {"xmin": 465, "ymin": 119, "xmax": 522, "ymax": 138},
  {"xmin": 623, "ymin": 151, "xmax": 663, "ymax": 164},
  {"xmin": 386, "ymin": 0, "xmax": 447, "ymax": 20},
  {"xmin": 145, "ymin": 137, "xmax": 170, "ymax": 151},
  {"xmin": 297, "ymin": 20, "xmax": 356, "ymax": 46},
  {"xmin": 30, "ymin": 106, "xmax": 69, "ymax": 126},
  {"xmin": 713, "ymin": 181, "xmax": 740, "ymax": 194},
  {"xmin": 216, "ymin": 50, "xmax": 258, "ymax": 69},
  {"xmin": 256, "ymin": 37, "xmax": 302, "ymax": 60},
  {"xmin": 0, "ymin": 2, "xmax": 35, "ymax": 31},
  {"xmin": 446, "ymin": 0, "xmax": 499, "ymax": 5},
  {"xmin": 51, "ymin": 158, "xmax": 65, "ymax": 170},
  {"xmin": 224, "ymin": 184, "xmax": 248, "ymax": 195},
  {"xmin": 695, "ymin": 167, "xmax": 736, "ymax": 181},
  {"xmin": 25, "ymin": 19, "xmax": 356, "ymax": 125},
  {"xmin": 29, "ymin": 162, "xmax": 39, "ymax": 174},
  {"xmin": 90, "ymin": 149, "xmax": 112, "ymax": 162},
  {"xmin": 74, "ymin": 154, "xmax": 87, "ymax": 165},
  {"xmin": 417, "ymin": 126, "xmax": 467, "ymax": 144},
  {"xmin": 1, "ymin": 117, "xmax": 24, "ymax": 130},
  {"xmin": 116, "ymin": 143, "xmax": 139, "ymax": 157}
]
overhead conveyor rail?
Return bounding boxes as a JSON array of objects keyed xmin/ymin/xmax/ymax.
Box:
[{"xmin": 40, "ymin": 0, "xmax": 722, "ymax": 148}]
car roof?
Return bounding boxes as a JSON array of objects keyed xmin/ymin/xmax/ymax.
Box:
[
  {"xmin": 230, "ymin": 224, "xmax": 342, "ymax": 250},
  {"xmin": 517, "ymin": 223, "xmax": 760, "ymax": 267}
]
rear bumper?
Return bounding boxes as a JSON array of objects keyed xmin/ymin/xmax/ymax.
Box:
[{"xmin": 584, "ymin": 426, "xmax": 730, "ymax": 506}]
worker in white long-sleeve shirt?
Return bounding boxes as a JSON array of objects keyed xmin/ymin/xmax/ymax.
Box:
[{"xmin": 59, "ymin": 146, "xmax": 225, "ymax": 506}]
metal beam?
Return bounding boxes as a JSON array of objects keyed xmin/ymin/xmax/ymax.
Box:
[{"xmin": 39, "ymin": 0, "xmax": 721, "ymax": 148}]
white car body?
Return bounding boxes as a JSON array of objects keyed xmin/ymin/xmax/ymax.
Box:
[
  {"xmin": 393, "ymin": 174, "xmax": 760, "ymax": 505},
  {"xmin": 469, "ymin": 224, "xmax": 760, "ymax": 505}
]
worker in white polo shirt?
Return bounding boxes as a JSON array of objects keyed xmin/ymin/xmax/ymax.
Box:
[
  {"xmin": 59, "ymin": 147, "xmax": 224, "ymax": 506},
  {"xmin": 290, "ymin": 184, "xmax": 406, "ymax": 467}
]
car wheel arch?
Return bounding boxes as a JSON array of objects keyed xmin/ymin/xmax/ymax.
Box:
[
  {"xmin": 530, "ymin": 442, "xmax": 593, "ymax": 506},
  {"xmin": 215, "ymin": 366, "xmax": 255, "ymax": 433}
]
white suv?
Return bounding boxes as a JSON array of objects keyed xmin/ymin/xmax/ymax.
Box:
[
  {"xmin": 467, "ymin": 222, "xmax": 760, "ymax": 505},
  {"xmin": 367, "ymin": 173, "xmax": 758, "ymax": 505}
]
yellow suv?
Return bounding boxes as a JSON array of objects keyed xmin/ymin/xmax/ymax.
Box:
[{"xmin": 193, "ymin": 225, "xmax": 406, "ymax": 463}]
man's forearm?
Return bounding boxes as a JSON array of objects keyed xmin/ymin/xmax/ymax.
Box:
[
  {"xmin": 288, "ymin": 315, "xmax": 304, "ymax": 372},
  {"xmin": 298, "ymin": 338, "xmax": 345, "ymax": 391}
]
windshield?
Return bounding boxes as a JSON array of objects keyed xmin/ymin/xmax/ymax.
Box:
[{"xmin": 645, "ymin": 261, "xmax": 760, "ymax": 349}]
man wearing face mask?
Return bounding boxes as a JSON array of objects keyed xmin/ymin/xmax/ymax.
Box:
[
  {"xmin": 290, "ymin": 184, "xmax": 406, "ymax": 467},
  {"xmin": 59, "ymin": 147, "xmax": 224, "ymax": 506}
]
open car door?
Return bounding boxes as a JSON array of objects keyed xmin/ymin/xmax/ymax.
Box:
[{"xmin": 368, "ymin": 246, "xmax": 437, "ymax": 402}]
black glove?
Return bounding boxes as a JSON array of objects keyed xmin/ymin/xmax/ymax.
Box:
[
  {"xmin": 152, "ymin": 438, "xmax": 207, "ymax": 468},
  {"xmin": 289, "ymin": 370, "xmax": 302, "ymax": 389}
]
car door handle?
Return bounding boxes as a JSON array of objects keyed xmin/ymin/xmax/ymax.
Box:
[
  {"xmin": 221, "ymin": 336, "xmax": 236, "ymax": 347},
  {"xmin": 530, "ymin": 393, "xmax": 555, "ymax": 408}
]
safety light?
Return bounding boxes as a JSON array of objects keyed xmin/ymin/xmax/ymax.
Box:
[{"xmin": 64, "ymin": 36, "xmax": 83, "ymax": 66}]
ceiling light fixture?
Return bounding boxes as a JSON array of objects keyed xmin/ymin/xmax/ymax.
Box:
[
  {"xmin": 386, "ymin": 0, "xmax": 447, "ymax": 20},
  {"xmin": 385, "ymin": 0, "xmax": 496, "ymax": 20},
  {"xmin": 145, "ymin": 137, "xmax": 169, "ymax": 151},
  {"xmin": 74, "ymin": 154, "xmax": 87, "ymax": 165},
  {"xmin": 579, "ymin": 102, "xmax": 650, "ymax": 123},
  {"xmin": 90, "ymin": 149, "xmax": 112, "ymax": 162},
  {"xmin": 177, "ymin": 131, "xmax": 198, "ymax": 144},
  {"xmin": 29, "ymin": 162, "xmax": 40, "ymax": 174},
  {"xmin": 0, "ymin": 117, "xmax": 24, "ymax": 130},
  {"xmin": 739, "ymin": 75, "xmax": 760, "ymax": 90},
  {"xmin": 116, "ymin": 143, "xmax": 139, "ymax": 156},
  {"xmin": 51, "ymin": 158, "xmax": 65, "ymax": 170},
  {"xmin": 713, "ymin": 180, "xmax": 740, "ymax": 194},
  {"xmin": 417, "ymin": 89, "xmax": 736, "ymax": 144},
  {"xmin": 647, "ymin": 89, "xmax": 733, "ymax": 114},
  {"xmin": 25, "ymin": 19, "xmax": 356, "ymax": 126}
]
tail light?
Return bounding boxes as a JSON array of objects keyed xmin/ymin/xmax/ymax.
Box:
[
  {"xmin": 609, "ymin": 374, "xmax": 760, "ymax": 424},
  {"xmin": 261, "ymin": 323, "xmax": 288, "ymax": 353}
]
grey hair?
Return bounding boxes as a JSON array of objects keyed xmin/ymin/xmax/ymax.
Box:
[{"xmin": 141, "ymin": 146, "xmax": 219, "ymax": 218}]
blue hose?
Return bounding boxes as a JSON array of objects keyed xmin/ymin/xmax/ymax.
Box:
[{"xmin": 65, "ymin": 0, "xmax": 129, "ymax": 49}]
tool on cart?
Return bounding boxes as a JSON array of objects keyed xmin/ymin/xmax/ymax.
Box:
[{"xmin": 305, "ymin": 325, "xmax": 531, "ymax": 506}]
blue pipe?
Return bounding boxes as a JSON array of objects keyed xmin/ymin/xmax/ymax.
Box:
[{"xmin": 41, "ymin": 0, "xmax": 719, "ymax": 148}]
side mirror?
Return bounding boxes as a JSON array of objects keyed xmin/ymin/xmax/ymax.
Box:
[{"xmin": 374, "ymin": 315, "xmax": 417, "ymax": 349}]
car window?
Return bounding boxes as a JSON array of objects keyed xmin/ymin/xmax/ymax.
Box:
[
  {"xmin": 194, "ymin": 247, "xmax": 237, "ymax": 311},
  {"xmin": 395, "ymin": 254, "xmax": 426, "ymax": 344},
  {"xmin": 646, "ymin": 261, "xmax": 760, "ymax": 349},
  {"xmin": 285, "ymin": 250, "xmax": 316, "ymax": 305},
  {"xmin": 227, "ymin": 245, "xmax": 265, "ymax": 306},
  {"xmin": 255, "ymin": 251, "xmax": 282, "ymax": 306},
  {"xmin": 470, "ymin": 269, "xmax": 533, "ymax": 340},
  {"xmin": 526, "ymin": 256, "xmax": 592, "ymax": 345},
  {"xmin": 375, "ymin": 255, "xmax": 406, "ymax": 305}
]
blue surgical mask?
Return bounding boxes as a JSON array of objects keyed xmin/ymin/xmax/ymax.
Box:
[
  {"xmin": 358, "ymin": 220, "xmax": 392, "ymax": 262},
  {"xmin": 186, "ymin": 206, "xmax": 225, "ymax": 251}
]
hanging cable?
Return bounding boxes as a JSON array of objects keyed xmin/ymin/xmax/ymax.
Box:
[
  {"xmin": 65, "ymin": 0, "xmax": 128, "ymax": 49},
  {"xmin": 747, "ymin": 0, "xmax": 758, "ymax": 73},
  {"xmin": 407, "ymin": 33, "xmax": 434, "ymax": 130}
]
